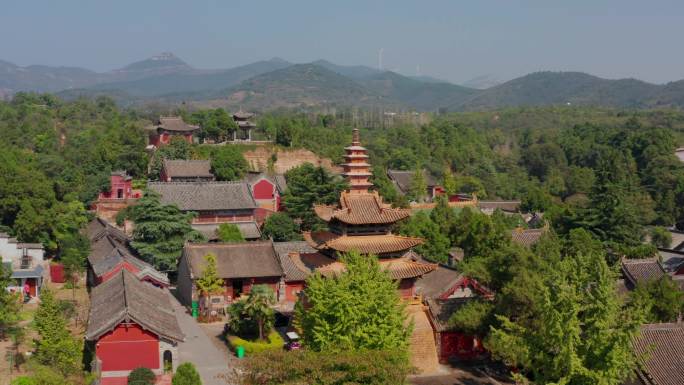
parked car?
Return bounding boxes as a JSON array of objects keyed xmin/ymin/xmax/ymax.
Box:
[{"xmin": 285, "ymin": 331, "xmax": 301, "ymax": 350}]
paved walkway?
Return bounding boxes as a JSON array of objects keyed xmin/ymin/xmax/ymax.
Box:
[{"xmin": 169, "ymin": 293, "xmax": 233, "ymax": 385}]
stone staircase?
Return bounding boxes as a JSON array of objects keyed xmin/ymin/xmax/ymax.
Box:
[{"xmin": 406, "ymin": 303, "xmax": 440, "ymax": 374}]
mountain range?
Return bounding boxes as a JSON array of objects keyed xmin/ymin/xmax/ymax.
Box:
[{"xmin": 2, "ymin": 53, "xmax": 684, "ymax": 111}]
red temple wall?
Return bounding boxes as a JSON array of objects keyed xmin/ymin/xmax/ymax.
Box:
[
  {"xmin": 96, "ymin": 323, "xmax": 159, "ymax": 371},
  {"xmin": 438, "ymin": 331, "xmax": 486, "ymax": 362},
  {"xmin": 252, "ymin": 179, "xmax": 275, "ymax": 200},
  {"xmin": 285, "ymin": 282, "xmax": 305, "ymax": 302},
  {"xmin": 398, "ymin": 279, "xmax": 415, "ymax": 299}
]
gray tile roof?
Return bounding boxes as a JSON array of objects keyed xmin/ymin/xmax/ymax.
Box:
[
  {"xmin": 182, "ymin": 241, "xmax": 283, "ymax": 279},
  {"xmin": 85, "ymin": 218, "xmax": 128, "ymax": 243},
  {"xmin": 632, "ymin": 322, "xmax": 684, "ymax": 385},
  {"xmin": 510, "ymin": 228, "xmax": 545, "ymax": 247},
  {"xmin": 659, "ymin": 248, "xmax": 684, "ymax": 273},
  {"xmin": 273, "ymin": 241, "xmax": 317, "ymax": 282},
  {"xmin": 148, "ymin": 181, "xmax": 257, "ymax": 211},
  {"xmin": 245, "ymin": 172, "xmax": 288, "ymax": 194},
  {"xmin": 86, "ymin": 269, "xmax": 183, "ymax": 342},
  {"xmin": 162, "ymin": 159, "xmax": 214, "ymax": 179},
  {"xmin": 155, "ymin": 116, "xmax": 199, "ymax": 132},
  {"xmin": 11, "ymin": 265, "xmax": 44, "ymax": 278},
  {"xmin": 478, "ymin": 200, "xmax": 521, "ymax": 213},
  {"xmin": 191, "ymin": 222, "xmax": 261, "ymax": 240},
  {"xmin": 415, "ymin": 264, "xmax": 464, "ymax": 299},
  {"xmin": 387, "ymin": 169, "xmax": 438, "ymax": 194},
  {"xmin": 621, "ymin": 258, "xmax": 666, "ymax": 288}
]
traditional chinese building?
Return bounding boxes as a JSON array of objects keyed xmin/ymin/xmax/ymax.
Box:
[
  {"xmin": 91, "ymin": 171, "xmax": 142, "ymax": 224},
  {"xmin": 414, "ymin": 258, "xmax": 493, "ymax": 363},
  {"xmin": 232, "ymin": 110, "xmax": 256, "ymax": 141},
  {"xmin": 176, "ymin": 241, "xmax": 284, "ymax": 307},
  {"xmin": 86, "ymin": 270, "xmax": 184, "ymax": 385},
  {"xmin": 301, "ymin": 129, "xmax": 436, "ymax": 299},
  {"xmin": 387, "ymin": 169, "xmax": 442, "ymax": 202},
  {"xmin": 148, "ymin": 116, "xmax": 199, "ymax": 147},
  {"xmin": 160, "ymin": 159, "xmax": 214, "ymax": 182},
  {"xmin": 630, "ymin": 322, "xmax": 684, "ymax": 385},
  {"xmin": 148, "ymin": 181, "xmax": 261, "ymax": 240},
  {"xmin": 245, "ymin": 172, "xmax": 287, "ymax": 214},
  {"xmin": 85, "ymin": 218, "xmax": 169, "ymax": 288}
]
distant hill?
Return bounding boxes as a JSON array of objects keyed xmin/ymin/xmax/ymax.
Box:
[
  {"xmin": 457, "ymin": 72, "xmax": 662, "ymax": 110},
  {"xmin": 0, "ymin": 59, "xmax": 103, "ymax": 93},
  {"xmin": 218, "ymin": 63, "xmax": 395, "ymax": 109},
  {"xmin": 85, "ymin": 58, "xmax": 292, "ymax": 98},
  {"xmin": 361, "ymin": 71, "xmax": 477, "ymax": 111},
  {"xmin": 461, "ymin": 74, "xmax": 503, "ymax": 90},
  {"xmin": 311, "ymin": 59, "xmax": 381, "ymax": 80},
  {"xmin": 4, "ymin": 54, "xmax": 684, "ymax": 111}
]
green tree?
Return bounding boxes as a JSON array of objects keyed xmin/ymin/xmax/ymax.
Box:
[
  {"xmin": 451, "ymin": 207, "xmax": 510, "ymax": 258},
  {"xmin": 486, "ymin": 229, "xmax": 645, "ymax": 385},
  {"xmin": 150, "ymin": 136, "xmax": 193, "ymax": 180},
  {"xmin": 0, "ymin": 264, "xmax": 21, "ymax": 340},
  {"xmin": 33, "ymin": 289, "xmax": 82, "ymax": 376},
  {"xmin": 649, "ymin": 226, "xmax": 672, "ymax": 248},
  {"xmin": 407, "ymin": 167, "xmax": 427, "ymax": 202},
  {"xmin": 298, "ymin": 251, "xmax": 411, "ymax": 351},
  {"xmin": 453, "ymin": 175, "xmax": 486, "ymax": 198},
  {"xmin": 244, "ymin": 285, "xmax": 276, "ymax": 341},
  {"xmin": 631, "ymin": 276, "xmax": 684, "ymax": 323},
  {"xmin": 59, "ymin": 233, "xmax": 89, "ymax": 300},
  {"xmin": 172, "ymin": 362, "xmax": 202, "ymax": 385},
  {"xmin": 129, "ymin": 191, "xmax": 204, "ymax": 271},
  {"xmin": 216, "ymin": 223, "xmax": 245, "ymax": 243},
  {"xmin": 581, "ymin": 151, "xmax": 644, "ymax": 247},
  {"xmin": 397, "ymin": 211, "xmax": 450, "ymax": 263},
  {"xmin": 210, "ymin": 146, "xmax": 248, "ymax": 181},
  {"xmin": 442, "ymin": 167, "xmax": 458, "ymax": 196},
  {"xmin": 282, "ymin": 163, "xmax": 347, "ymax": 230},
  {"xmin": 127, "ymin": 367, "xmax": 156, "ymax": 385},
  {"xmin": 195, "ymin": 254, "xmax": 224, "ymax": 296},
  {"xmin": 261, "ymin": 212, "xmax": 301, "ymax": 241},
  {"xmin": 448, "ymin": 300, "xmax": 494, "ymax": 336}
]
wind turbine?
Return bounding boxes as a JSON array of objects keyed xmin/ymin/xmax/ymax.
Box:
[{"xmin": 378, "ymin": 48, "xmax": 384, "ymax": 70}]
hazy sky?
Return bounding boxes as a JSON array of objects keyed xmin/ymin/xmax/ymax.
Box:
[{"xmin": 2, "ymin": 1, "xmax": 683, "ymax": 84}]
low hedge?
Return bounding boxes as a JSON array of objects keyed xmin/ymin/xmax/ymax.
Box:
[{"xmin": 227, "ymin": 330, "xmax": 285, "ymax": 355}]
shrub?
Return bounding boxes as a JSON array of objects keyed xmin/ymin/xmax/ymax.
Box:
[
  {"xmin": 172, "ymin": 362, "xmax": 202, "ymax": 385},
  {"xmin": 11, "ymin": 377, "xmax": 35, "ymax": 385},
  {"xmin": 226, "ymin": 330, "xmax": 284, "ymax": 355},
  {"xmin": 128, "ymin": 367, "xmax": 156, "ymax": 385},
  {"xmin": 230, "ymin": 349, "xmax": 411, "ymax": 385}
]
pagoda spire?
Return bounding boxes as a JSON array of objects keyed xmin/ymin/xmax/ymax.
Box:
[{"xmin": 342, "ymin": 128, "xmax": 373, "ymax": 193}]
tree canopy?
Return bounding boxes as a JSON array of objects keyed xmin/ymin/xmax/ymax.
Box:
[
  {"xmin": 128, "ymin": 191, "xmax": 204, "ymax": 270},
  {"xmin": 282, "ymin": 163, "xmax": 347, "ymax": 230},
  {"xmin": 297, "ymin": 251, "xmax": 411, "ymax": 352}
]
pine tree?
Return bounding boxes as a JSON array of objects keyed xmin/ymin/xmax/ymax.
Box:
[
  {"xmin": 298, "ymin": 251, "xmax": 411, "ymax": 352},
  {"xmin": 129, "ymin": 191, "xmax": 204, "ymax": 270},
  {"xmin": 261, "ymin": 213, "xmax": 301, "ymax": 242}
]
